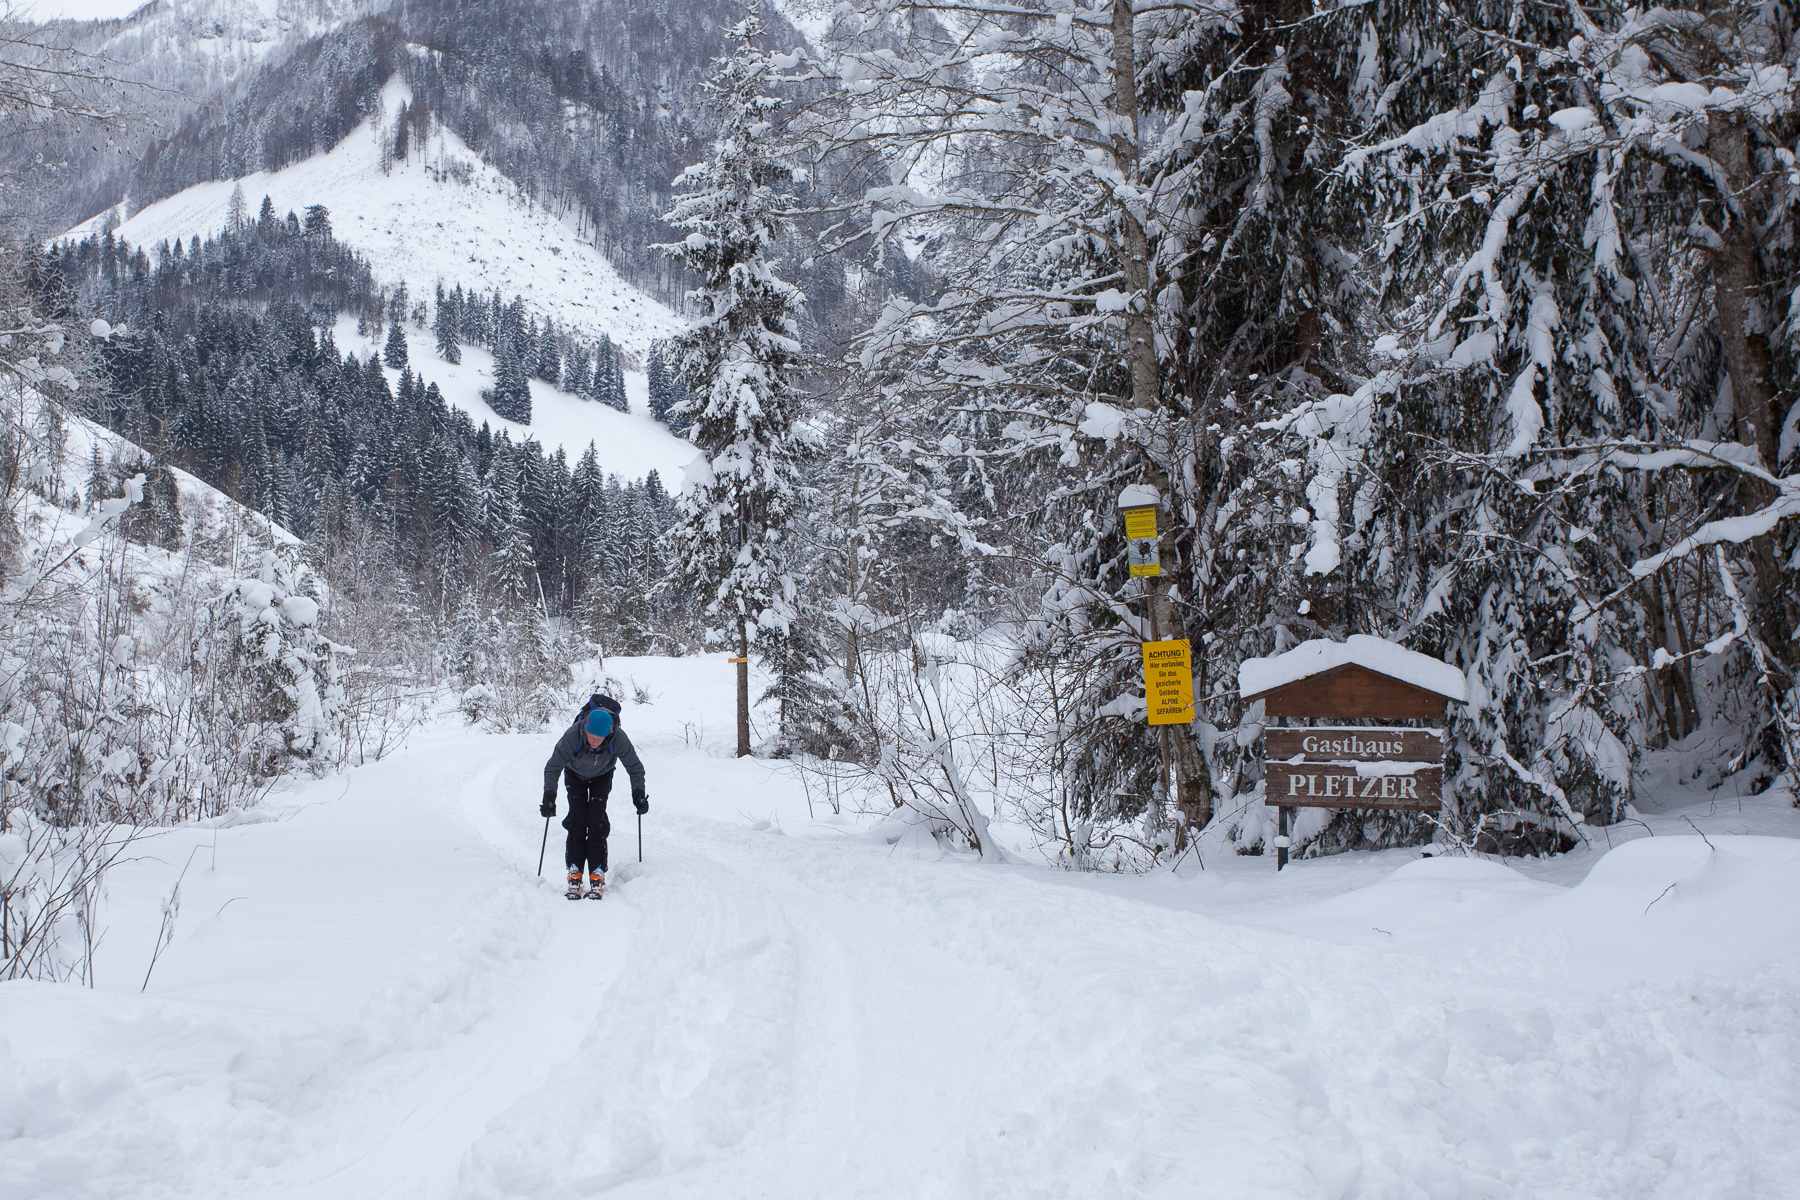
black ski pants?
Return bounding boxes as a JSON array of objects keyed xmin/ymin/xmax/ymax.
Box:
[{"xmin": 562, "ymin": 768, "xmax": 615, "ymax": 872}]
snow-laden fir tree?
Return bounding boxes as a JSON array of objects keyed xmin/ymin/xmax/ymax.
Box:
[
  {"xmin": 1325, "ymin": 0, "xmax": 1800, "ymax": 821},
  {"xmin": 564, "ymin": 345, "xmax": 591, "ymax": 397},
  {"xmin": 646, "ymin": 343, "xmax": 687, "ymax": 431},
  {"xmin": 592, "ymin": 334, "xmax": 628, "ymax": 412},
  {"xmin": 485, "ymin": 452, "xmax": 537, "ymax": 613},
  {"xmin": 490, "ymin": 337, "xmax": 531, "ymax": 424},
  {"xmin": 657, "ymin": 14, "xmax": 809, "ymax": 756},
  {"xmin": 227, "ymin": 182, "xmax": 247, "ymax": 232},
  {"xmin": 433, "ymin": 284, "xmax": 461, "ymax": 364},
  {"xmin": 534, "ymin": 319, "xmax": 561, "ymax": 385},
  {"xmin": 383, "ymin": 321, "xmax": 408, "ymax": 369}
]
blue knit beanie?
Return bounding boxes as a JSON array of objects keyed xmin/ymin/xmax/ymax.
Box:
[{"xmin": 585, "ymin": 709, "xmax": 614, "ymax": 737}]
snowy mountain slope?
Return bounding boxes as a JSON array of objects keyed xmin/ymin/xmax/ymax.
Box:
[
  {"xmin": 2, "ymin": 655, "xmax": 1798, "ymax": 1199},
  {"xmin": 67, "ymin": 76, "xmax": 682, "ymax": 359},
  {"xmin": 764, "ymin": 0, "xmax": 836, "ymax": 47},
  {"xmin": 88, "ymin": 0, "xmax": 382, "ymax": 47},
  {"xmin": 37, "ymin": 385, "xmax": 296, "ymax": 551},
  {"xmin": 72, "ymin": 0, "xmax": 389, "ymax": 90},
  {"xmin": 333, "ymin": 318, "xmax": 695, "ymax": 478}
]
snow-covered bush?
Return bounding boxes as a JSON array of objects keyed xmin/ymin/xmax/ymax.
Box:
[
  {"xmin": 803, "ymin": 624, "xmax": 1014, "ymax": 861},
  {"xmin": 0, "ymin": 810, "xmax": 133, "ymax": 982},
  {"xmin": 212, "ymin": 547, "xmax": 350, "ymax": 770},
  {"xmin": 444, "ymin": 599, "xmax": 572, "ymax": 733},
  {"xmin": 0, "ymin": 415, "xmax": 357, "ymax": 826}
]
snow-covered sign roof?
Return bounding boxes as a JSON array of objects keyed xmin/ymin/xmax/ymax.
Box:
[
  {"xmin": 1117, "ymin": 484, "xmax": 1160, "ymax": 508},
  {"xmin": 1239, "ymin": 635, "xmax": 1466, "ymax": 702}
]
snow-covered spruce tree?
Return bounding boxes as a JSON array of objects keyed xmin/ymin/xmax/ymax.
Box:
[
  {"xmin": 421, "ymin": 431, "xmax": 479, "ymax": 608},
  {"xmin": 1309, "ymin": 0, "xmax": 1800, "ymax": 838},
  {"xmin": 603, "ymin": 346, "xmax": 630, "ymax": 414},
  {"xmin": 646, "ymin": 343, "xmax": 688, "ymax": 431},
  {"xmin": 383, "ymin": 321, "xmax": 408, "ymax": 369},
  {"xmin": 657, "ymin": 15, "xmax": 810, "ymax": 757},
  {"xmin": 800, "ymin": 0, "xmax": 1382, "ymax": 852},
  {"xmin": 564, "ymin": 345, "xmax": 591, "ymax": 397},
  {"xmin": 387, "ymin": 283, "xmax": 410, "ymax": 330},
  {"xmin": 432, "ymin": 284, "xmax": 461, "ymax": 364},
  {"xmin": 534, "ymin": 320, "xmax": 561, "ymax": 386},
  {"xmin": 592, "ymin": 334, "xmax": 629, "ymax": 413},
  {"xmin": 484, "ymin": 452, "xmax": 538, "ymax": 613},
  {"xmin": 227, "ymin": 182, "xmax": 248, "ymax": 233},
  {"xmin": 489, "ymin": 330, "xmax": 532, "ymax": 423}
]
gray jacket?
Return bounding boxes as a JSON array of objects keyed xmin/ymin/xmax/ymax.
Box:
[{"xmin": 544, "ymin": 719, "xmax": 646, "ymax": 795}]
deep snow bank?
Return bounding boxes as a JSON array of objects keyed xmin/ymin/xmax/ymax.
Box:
[{"xmin": 3, "ymin": 657, "xmax": 1798, "ymax": 1199}]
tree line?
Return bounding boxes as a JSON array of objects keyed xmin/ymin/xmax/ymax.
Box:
[
  {"xmin": 40, "ymin": 209, "xmax": 684, "ymax": 654},
  {"xmin": 656, "ymin": 3, "xmax": 1800, "ymax": 865}
]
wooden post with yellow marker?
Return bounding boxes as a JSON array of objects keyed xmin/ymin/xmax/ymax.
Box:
[{"xmin": 1120, "ymin": 486, "xmax": 1194, "ymax": 840}]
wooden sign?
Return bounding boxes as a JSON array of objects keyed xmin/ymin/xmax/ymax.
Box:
[
  {"xmin": 1141, "ymin": 639, "xmax": 1193, "ymax": 726},
  {"xmin": 1123, "ymin": 505, "xmax": 1160, "ymax": 577},
  {"xmin": 1240, "ymin": 637, "xmax": 1466, "ymax": 866},
  {"xmin": 1248, "ymin": 663, "xmax": 1450, "ymax": 720},
  {"xmin": 1264, "ymin": 727, "xmax": 1442, "ymax": 763},
  {"xmin": 1265, "ymin": 762, "xmax": 1442, "ymax": 810}
]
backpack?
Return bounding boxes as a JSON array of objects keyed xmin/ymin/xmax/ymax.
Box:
[{"xmin": 575, "ymin": 693, "xmax": 623, "ymax": 738}]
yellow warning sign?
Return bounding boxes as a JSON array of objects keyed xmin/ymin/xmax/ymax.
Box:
[
  {"xmin": 1123, "ymin": 505, "xmax": 1160, "ymax": 577},
  {"xmin": 1142, "ymin": 639, "xmax": 1194, "ymax": 726}
]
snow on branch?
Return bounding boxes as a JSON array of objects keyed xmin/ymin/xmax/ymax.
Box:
[{"xmin": 1625, "ymin": 478, "xmax": 1800, "ymax": 582}]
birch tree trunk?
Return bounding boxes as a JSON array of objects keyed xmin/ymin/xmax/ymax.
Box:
[{"xmin": 1111, "ymin": 0, "xmax": 1212, "ymax": 841}]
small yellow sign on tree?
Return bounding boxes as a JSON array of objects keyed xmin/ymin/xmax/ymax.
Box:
[
  {"xmin": 1142, "ymin": 639, "xmax": 1194, "ymax": 725},
  {"xmin": 1123, "ymin": 505, "xmax": 1160, "ymax": 577}
]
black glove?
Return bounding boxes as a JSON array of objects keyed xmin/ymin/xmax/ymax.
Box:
[
  {"xmin": 540, "ymin": 791, "xmax": 556, "ymax": 818},
  {"xmin": 633, "ymin": 791, "xmax": 648, "ymax": 816}
]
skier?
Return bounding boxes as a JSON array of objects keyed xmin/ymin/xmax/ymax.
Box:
[{"xmin": 541, "ymin": 704, "xmax": 648, "ymax": 899}]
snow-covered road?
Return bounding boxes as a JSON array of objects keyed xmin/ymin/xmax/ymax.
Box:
[{"xmin": 6, "ymin": 656, "xmax": 1800, "ymax": 1199}]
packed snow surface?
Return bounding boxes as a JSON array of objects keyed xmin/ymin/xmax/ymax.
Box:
[
  {"xmin": 4, "ymin": 655, "xmax": 1798, "ymax": 1198},
  {"xmin": 1240, "ymin": 633, "xmax": 1469, "ymax": 700},
  {"xmin": 65, "ymin": 77, "xmax": 681, "ymax": 358}
]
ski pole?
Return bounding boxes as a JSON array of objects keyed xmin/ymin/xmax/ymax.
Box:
[
  {"xmin": 537, "ymin": 815, "xmax": 550, "ymax": 876},
  {"xmin": 638, "ymin": 811, "xmax": 643, "ymax": 863}
]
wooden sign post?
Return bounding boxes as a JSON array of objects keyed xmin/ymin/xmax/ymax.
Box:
[
  {"xmin": 1119, "ymin": 485, "xmax": 1196, "ymax": 832},
  {"xmin": 1238, "ymin": 636, "xmax": 1466, "ymax": 870},
  {"xmin": 729, "ymin": 655, "xmax": 750, "ymax": 758}
]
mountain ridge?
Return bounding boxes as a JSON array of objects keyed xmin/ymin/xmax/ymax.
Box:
[{"xmin": 66, "ymin": 75, "xmax": 682, "ymax": 359}]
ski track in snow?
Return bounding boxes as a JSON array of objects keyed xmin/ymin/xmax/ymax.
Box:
[{"xmin": 4, "ymin": 656, "xmax": 1800, "ymax": 1199}]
